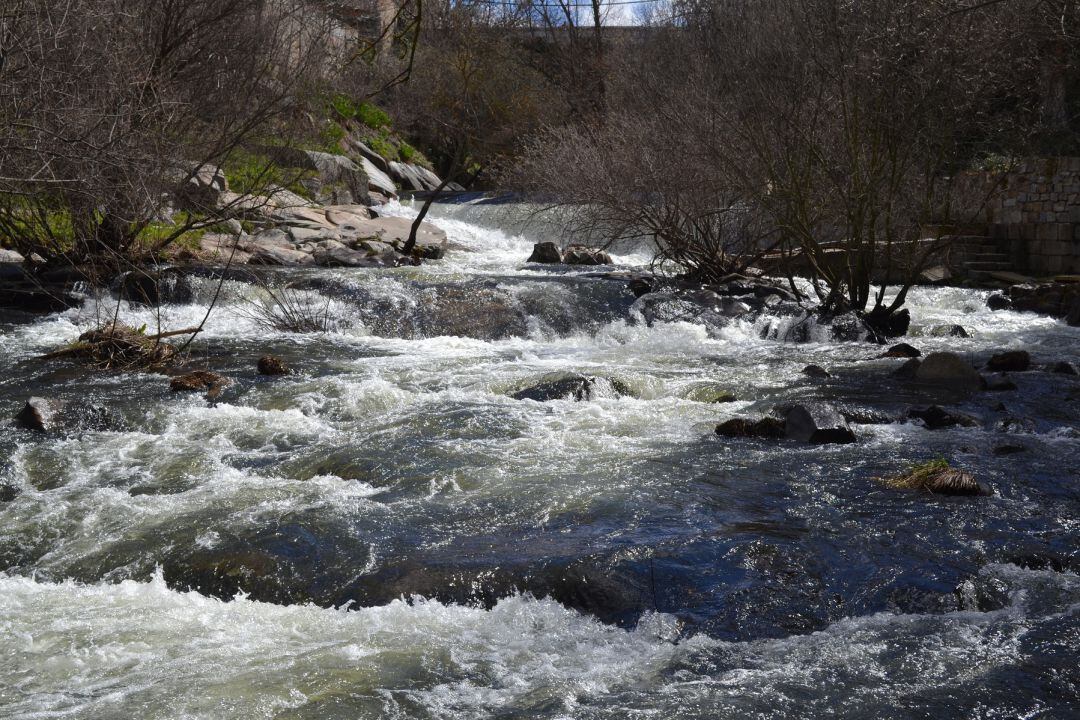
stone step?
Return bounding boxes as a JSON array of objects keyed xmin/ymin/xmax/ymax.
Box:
[{"xmin": 964, "ymin": 261, "xmax": 1013, "ymax": 271}]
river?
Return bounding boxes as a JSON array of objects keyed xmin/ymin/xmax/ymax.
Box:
[{"xmin": 1, "ymin": 199, "xmax": 1078, "ymax": 718}]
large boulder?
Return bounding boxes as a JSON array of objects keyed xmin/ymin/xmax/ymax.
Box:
[
  {"xmin": 0, "ymin": 248, "xmax": 25, "ymax": 263},
  {"xmin": 986, "ymin": 350, "xmax": 1030, "ymax": 372},
  {"xmin": 262, "ymin": 147, "xmax": 370, "ymax": 206},
  {"xmin": 387, "ymin": 161, "xmax": 442, "ymax": 192},
  {"xmin": 527, "ymin": 241, "xmax": 563, "ymax": 264},
  {"xmin": 1009, "ymin": 282, "xmax": 1080, "ymax": 322},
  {"xmin": 354, "ymin": 156, "xmax": 397, "ymax": 199},
  {"xmin": 914, "ymin": 352, "xmax": 983, "ymax": 391},
  {"xmin": 312, "ymin": 239, "xmax": 398, "ymax": 268},
  {"xmin": 249, "ymin": 243, "xmax": 315, "ymax": 266},
  {"xmin": 782, "ymin": 403, "xmax": 856, "ymax": 444}
]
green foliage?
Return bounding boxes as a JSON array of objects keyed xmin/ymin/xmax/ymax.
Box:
[
  {"xmin": 398, "ymin": 141, "xmax": 417, "ymax": 163},
  {"xmin": 365, "ymin": 134, "xmax": 397, "ymax": 161},
  {"xmin": 318, "ymin": 122, "xmax": 347, "ymax": 153},
  {"xmin": 355, "ymin": 102, "xmax": 391, "ymax": 130},
  {"xmin": 222, "ymin": 148, "xmax": 315, "ymax": 200}
]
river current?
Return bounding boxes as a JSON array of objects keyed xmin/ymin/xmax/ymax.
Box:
[{"xmin": 1, "ymin": 200, "xmax": 1078, "ymax": 718}]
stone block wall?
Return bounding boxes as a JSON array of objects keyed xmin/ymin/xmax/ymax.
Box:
[{"xmin": 987, "ymin": 157, "xmax": 1080, "ymax": 275}]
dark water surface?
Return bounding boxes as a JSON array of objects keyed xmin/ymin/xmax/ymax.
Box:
[{"xmin": 1, "ymin": 201, "xmax": 1078, "ymax": 718}]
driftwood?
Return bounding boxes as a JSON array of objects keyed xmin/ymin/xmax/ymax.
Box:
[{"xmin": 41, "ymin": 323, "xmax": 200, "ymax": 369}]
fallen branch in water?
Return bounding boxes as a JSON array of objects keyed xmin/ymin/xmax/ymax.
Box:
[{"xmin": 41, "ymin": 323, "xmax": 200, "ymax": 369}]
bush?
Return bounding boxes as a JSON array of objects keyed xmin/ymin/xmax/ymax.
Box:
[{"xmin": 355, "ymin": 103, "xmax": 391, "ymax": 130}]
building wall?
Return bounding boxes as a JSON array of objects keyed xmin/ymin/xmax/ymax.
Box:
[{"xmin": 988, "ymin": 157, "xmax": 1080, "ymax": 275}]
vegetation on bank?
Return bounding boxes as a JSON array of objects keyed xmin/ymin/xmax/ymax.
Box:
[{"xmin": 1, "ymin": 0, "xmax": 1077, "ymax": 329}]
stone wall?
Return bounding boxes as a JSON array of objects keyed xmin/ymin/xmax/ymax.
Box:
[{"xmin": 987, "ymin": 157, "xmax": 1080, "ymax": 275}]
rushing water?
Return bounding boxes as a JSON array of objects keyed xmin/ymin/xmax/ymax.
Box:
[{"xmin": 1, "ymin": 199, "xmax": 1078, "ymax": 719}]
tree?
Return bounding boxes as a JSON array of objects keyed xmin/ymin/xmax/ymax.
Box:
[{"xmin": 0, "ymin": 0, "xmax": 333, "ymax": 270}]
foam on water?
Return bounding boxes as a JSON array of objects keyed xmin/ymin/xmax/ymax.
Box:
[{"xmin": 0, "ymin": 563, "xmax": 1074, "ymax": 719}]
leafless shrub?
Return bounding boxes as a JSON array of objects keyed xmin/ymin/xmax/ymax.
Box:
[{"xmin": 236, "ymin": 280, "xmax": 337, "ymax": 334}]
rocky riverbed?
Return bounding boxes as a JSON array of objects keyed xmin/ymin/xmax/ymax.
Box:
[{"xmin": 0, "ymin": 199, "xmax": 1078, "ymax": 719}]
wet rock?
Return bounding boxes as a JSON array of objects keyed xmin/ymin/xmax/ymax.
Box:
[
  {"xmin": 1051, "ymin": 361, "xmax": 1078, "ymax": 375},
  {"xmin": 986, "ymin": 350, "xmax": 1030, "ymax": 372},
  {"xmin": 892, "ymin": 358, "xmax": 921, "ymax": 379},
  {"xmin": 628, "ymin": 277, "xmax": 654, "ymax": 298},
  {"xmin": 312, "ymin": 239, "xmax": 385, "ymax": 267},
  {"xmin": 257, "ymin": 355, "xmax": 289, "ymax": 376},
  {"xmin": 715, "ymin": 417, "xmax": 786, "ymax": 439},
  {"xmin": 1009, "ymin": 281, "xmax": 1080, "ymax": 323},
  {"xmin": 15, "ymin": 397, "xmax": 64, "ymax": 432},
  {"xmin": 510, "ymin": 374, "xmax": 628, "ymax": 402},
  {"xmin": 563, "ymin": 245, "xmax": 612, "ymax": 265},
  {"xmin": 783, "ymin": 403, "xmax": 857, "ymax": 444},
  {"xmin": 170, "ymin": 371, "xmax": 231, "ymax": 398},
  {"xmin": 929, "ymin": 324, "xmax": 970, "ymax": 338},
  {"xmin": 15, "ymin": 397, "xmax": 117, "ymax": 434},
  {"xmin": 801, "ymin": 364, "xmax": 831, "ymax": 379},
  {"xmin": 866, "ymin": 308, "xmax": 911, "ymax": 339},
  {"xmin": 993, "ymin": 443, "xmax": 1027, "ymax": 456},
  {"xmin": 527, "ymin": 241, "xmax": 562, "ymax": 264},
  {"xmin": 685, "ymin": 385, "xmax": 737, "ymax": 403},
  {"xmin": 0, "ymin": 484, "xmax": 20, "ymax": 502},
  {"xmin": 880, "ymin": 343, "xmax": 921, "ymax": 359},
  {"xmin": 883, "ymin": 460, "xmax": 992, "ymax": 496},
  {"xmin": 915, "ymin": 352, "xmax": 983, "ymax": 391},
  {"xmin": 986, "ymin": 293, "xmax": 1011, "ymax": 311},
  {"xmin": 983, "ymin": 373, "xmax": 1018, "ymax": 392},
  {"xmin": 906, "ymin": 405, "xmax": 980, "ymax": 430}
]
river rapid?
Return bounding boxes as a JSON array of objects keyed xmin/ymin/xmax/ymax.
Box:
[{"xmin": 1, "ymin": 199, "xmax": 1078, "ymax": 719}]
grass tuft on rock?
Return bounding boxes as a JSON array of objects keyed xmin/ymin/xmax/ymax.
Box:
[{"xmin": 882, "ymin": 458, "xmax": 991, "ymax": 496}]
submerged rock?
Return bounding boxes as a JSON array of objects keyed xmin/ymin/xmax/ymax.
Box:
[
  {"xmin": 892, "ymin": 358, "xmax": 921, "ymax": 379},
  {"xmin": 983, "ymin": 373, "xmax": 1018, "ymax": 392},
  {"xmin": 906, "ymin": 405, "xmax": 980, "ymax": 430},
  {"xmin": 15, "ymin": 397, "xmax": 64, "ymax": 432},
  {"xmin": 715, "ymin": 417, "xmax": 786, "ymax": 439},
  {"xmin": 986, "ymin": 350, "xmax": 1031, "ymax": 372},
  {"xmin": 801, "ymin": 364, "xmax": 831, "ymax": 379},
  {"xmin": 929, "ymin": 324, "xmax": 970, "ymax": 338},
  {"xmin": 882, "ymin": 460, "xmax": 992, "ymax": 496},
  {"xmin": 527, "ymin": 241, "xmax": 562, "ymax": 264},
  {"xmin": 914, "ymin": 352, "xmax": 983, "ymax": 391},
  {"xmin": 510, "ymin": 374, "xmax": 628, "ymax": 402},
  {"xmin": 257, "ymin": 355, "xmax": 290, "ymax": 376},
  {"xmin": 1051, "ymin": 361, "xmax": 1078, "ymax": 375},
  {"xmin": 783, "ymin": 403, "xmax": 856, "ymax": 444},
  {"xmin": 993, "ymin": 443, "xmax": 1027, "ymax": 456},
  {"xmin": 0, "ymin": 483, "xmax": 20, "ymax": 502}
]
